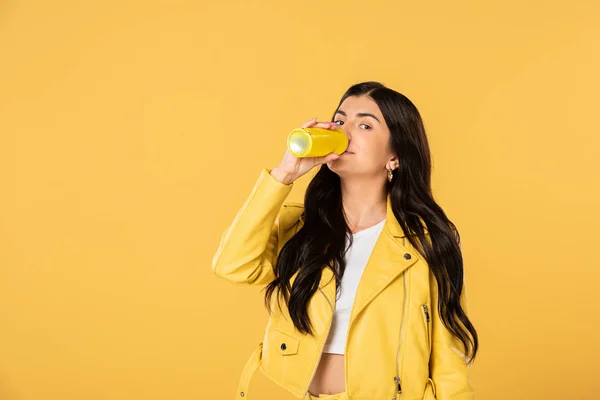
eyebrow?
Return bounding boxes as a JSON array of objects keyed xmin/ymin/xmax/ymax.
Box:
[{"xmin": 335, "ymin": 110, "xmax": 380, "ymax": 123}]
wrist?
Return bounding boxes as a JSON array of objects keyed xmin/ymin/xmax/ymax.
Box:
[{"xmin": 270, "ymin": 167, "xmax": 295, "ymax": 185}]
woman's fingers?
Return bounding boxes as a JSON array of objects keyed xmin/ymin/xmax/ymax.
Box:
[
  {"xmin": 301, "ymin": 118, "xmax": 317, "ymax": 128},
  {"xmin": 314, "ymin": 121, "xmax": 338, "ymax": 129},
  {"xmin": 314, "ymin": 152, "xmax": 341, "ymax": 165},
  {"xmin": 301, "ymin": 118, "xmax": 338, "ymax": 129}
]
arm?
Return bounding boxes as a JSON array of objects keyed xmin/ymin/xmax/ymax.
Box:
[
  {"xmin": 429, "ymin": 267, "xmax": 474, "ymax": 399},
  {"xmin": 211, "ymin": 168, "xmax": 294, "ymax": 285}
]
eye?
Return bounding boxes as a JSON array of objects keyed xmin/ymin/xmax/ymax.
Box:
[
  {"xmin": 359, "ymin": 123, "xmax": 371, "ymax": 130},
  {"xmin": 334, "ymin": 120, "xmax": 344, "ymax": 126}
]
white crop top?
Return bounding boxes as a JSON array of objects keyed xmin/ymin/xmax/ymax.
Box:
[{"xmin": 322, "ymin": 218, "xmax": 386, "ymax": 354}]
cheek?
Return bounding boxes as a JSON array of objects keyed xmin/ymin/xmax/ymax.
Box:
[{"xmin": 360, "ymin": 138, "xmax": 390, "ymax": 166}]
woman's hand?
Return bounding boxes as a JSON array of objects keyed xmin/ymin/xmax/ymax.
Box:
[{"xmin": 270, "ymin": 118, "xmax": 341, "ymax": 185}]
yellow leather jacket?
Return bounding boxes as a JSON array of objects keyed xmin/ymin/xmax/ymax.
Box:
[{"xmin": 212, "ymin": 168, "xmax": 474, "ymax": 400}]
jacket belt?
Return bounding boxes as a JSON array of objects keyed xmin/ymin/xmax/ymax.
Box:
[{"xmin": 236, "ymin": 342, "xmax": 263, "ymax": 399}]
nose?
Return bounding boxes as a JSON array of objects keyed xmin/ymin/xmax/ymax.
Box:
[
  {"xmin": 339, "ymin": 125, "xmax": 351, "ymax": 141},
  {"xmin": 340, "ymin": 126, "xmax": 352, "ymax": 149}
]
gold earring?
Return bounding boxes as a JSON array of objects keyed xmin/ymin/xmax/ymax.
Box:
[{"xmin": 387, "ymin": 169, "xmax": 394, "ymax": 182}]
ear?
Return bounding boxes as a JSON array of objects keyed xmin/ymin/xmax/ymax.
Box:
[{"xmin": 386, "ymin": 156, "xmax": 399, "ymax": 171}]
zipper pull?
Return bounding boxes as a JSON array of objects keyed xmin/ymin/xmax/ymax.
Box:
[
  {"xmin": 423, "ymin": 305, "xmax": 430, "ymax": 322},
  {"xmin": 394, "ymin": 376, "xmax": 402, "ymax": 394}
]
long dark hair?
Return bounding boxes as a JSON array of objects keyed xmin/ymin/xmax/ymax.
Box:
[{"xmin": 263, "ymin": 81, "xmax": 479, "ymax": 364}]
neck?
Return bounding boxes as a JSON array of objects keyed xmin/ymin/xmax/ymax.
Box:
[{"xmin": 340, "ymin": 175, "xmax": 388, "ymax": 229}]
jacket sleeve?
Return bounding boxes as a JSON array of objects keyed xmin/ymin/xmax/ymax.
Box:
[
  {"xmin": 429, "ymin": 266, "xmax": 475, "ymax": 400},
  {"xmin": 211, "ymin": 168, "xmax": 295, "ymax": 286}
]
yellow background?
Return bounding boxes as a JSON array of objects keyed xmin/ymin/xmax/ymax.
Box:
[{"xmin": 1, "ymin": 1, "xmax": 599, "ymax": 399}]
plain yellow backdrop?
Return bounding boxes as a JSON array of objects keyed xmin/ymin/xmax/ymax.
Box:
[{"xmin": 1, "ymin": 1, "xmax": 599, "ymax": 399}]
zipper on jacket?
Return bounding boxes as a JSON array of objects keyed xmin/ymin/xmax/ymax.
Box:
[
  {"xmin": 392, "ymin": 271, "xmax": 408, "ymax": 400},
  {"xmin": 422, "ymin": 304, "xmax": 431, "ymax": 350},
  {"xmin": 303, "ymin": 286, "xmax": 334, "ymax": 398}
]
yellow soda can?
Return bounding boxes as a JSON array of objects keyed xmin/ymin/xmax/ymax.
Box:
[{"xmin": 286, "ymin": 127, "xmax": 349, "ymax": 158}]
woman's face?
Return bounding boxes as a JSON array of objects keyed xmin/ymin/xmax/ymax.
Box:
[{"xmin": 327, "ymin": 95, "xmax": 398, "ymax": 179}]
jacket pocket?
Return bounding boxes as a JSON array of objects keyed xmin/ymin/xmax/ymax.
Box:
[
  {"xmin": 422, "ymin": 304, "xmax": 431, "ymax": 352},
  {"xmin": 261, "ymin": 328, "xmax": 303, "ymax": 393},
  {"xmin": 271, "ymin": 329, "xmax": 300, "ymax": 355}
]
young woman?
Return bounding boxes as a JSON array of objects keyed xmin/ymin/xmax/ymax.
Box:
[{"xmin": 212, "ymin": 81, "xmax": 479, "ymax": 400}]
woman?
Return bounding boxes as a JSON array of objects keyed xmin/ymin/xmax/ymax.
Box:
[{"xmin": 212, "ymin": 81, "xmax": 479, "ymax": 400}]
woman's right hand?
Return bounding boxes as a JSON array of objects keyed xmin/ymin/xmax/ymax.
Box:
[{"xmin": 270, "ymin": 118, "xmax": 341, "ymax": 185}]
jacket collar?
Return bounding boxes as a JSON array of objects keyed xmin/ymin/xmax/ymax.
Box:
[
  {"xmin": 318, "ymin": 193, "xmax": 426, "ymax": 325},
  {"xmin": 384, "ymin": 193, "xmax": 428, "ymax": 238}
]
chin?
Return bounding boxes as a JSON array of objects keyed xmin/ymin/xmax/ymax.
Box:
[{"xmin": 326, "ymin": 163, "xmax": 348, "ymax": 176}]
